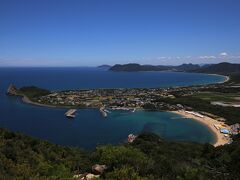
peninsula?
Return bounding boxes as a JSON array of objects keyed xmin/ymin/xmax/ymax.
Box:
[{"xmin": 6, "ymin": 72, "xmax": 240, "ymax": 147}]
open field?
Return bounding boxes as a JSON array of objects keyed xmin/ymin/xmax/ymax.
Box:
[{"xmin": 192, "ymin": 92, "xmax": 240, "ymax": 102}]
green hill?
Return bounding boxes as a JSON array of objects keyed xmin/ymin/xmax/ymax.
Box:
[
  {"xmin": 110, "ymin": 63, "xmax": 201, "ymax": 72},
  {"xmin": 109, "ymin": 63, "xmax": 172, "ymax": 71},
  {"xmin": 193, "ymin": 62, "xmax": 240, "ymax": 75},
  {"xmin": 109, "ymin": 62, "xmax": 240, "ymax": 75}
]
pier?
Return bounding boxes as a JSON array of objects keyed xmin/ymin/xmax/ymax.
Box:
[
  {"xmin": 100, "ymin": 107, "xmax": 107, "ymax": 117},
  {"xmin": 65, "ymin": 109, "xmax": 77, "ymax": 118}
]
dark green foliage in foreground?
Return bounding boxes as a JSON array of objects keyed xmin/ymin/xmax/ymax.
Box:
[
  {"xmin": 19, "ymin": 86, "xmax": 50, "ymax": 99},
  {"xmin": 1, "ymin": 128, "xmax": 240, "ymax": 179},
  {"xmin": 0, "ymin": 128, "xmax": 91, "ymax": 179}
]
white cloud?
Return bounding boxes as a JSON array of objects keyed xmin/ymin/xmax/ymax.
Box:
[
  {"xmin": 199, "ymin": 56, "xmax": 216, "ymax": 59},
  {"xmin": 153, "ymin": 52, "xmax": 240, "ymax": 65},
  {"xmin": 157, "ymin": 57, "xmax": 166, "ymax": 59},
  {"xmin": 219, "ymin": 52, "xmax": 228, "ymax": 56}
]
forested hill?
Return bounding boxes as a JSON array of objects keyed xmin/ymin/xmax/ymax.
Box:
[
  {"xmin": 109, "ymin": 62, "xmax": 240, "ymax": 75},
  {"xmin": 109, "ymin": 63, "xmax": 199, "ymax": 72},
  {"xmin": 192, "ymin": 62, "xmax": 240, "ymax": 75},
  {"xmin": 1, "ymin": 128, "xmax": 240, "ymax": 179}
]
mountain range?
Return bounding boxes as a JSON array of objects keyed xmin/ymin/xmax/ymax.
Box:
[{"xmin": 108, "ymin": 62, "xmax": 240, "ymax": 75}]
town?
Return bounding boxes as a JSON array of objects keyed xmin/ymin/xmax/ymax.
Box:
[
  {"xmin": 34, "ymin": 82, "xmax": 238, "ymax": 112},
  {"xmin": 7, "ymin": 80, "xmax": 240, "ymax": 141}
]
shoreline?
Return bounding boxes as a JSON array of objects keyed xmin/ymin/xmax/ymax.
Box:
[
  {"xmin": 21, "ymin": 95, "xmax": 100, "ymax": 109},
  {"xmin": 171, "ymin": 110, "xmax": 231, "ymax": 147},
  {"xmin": 17, "ymin": 93, "xmax": 233, "ymax": 147},
  {"xmin": 22, "ymin": 93, "xmax": 231, "ymax": 147},
  {"xmin": 208, "ymin": 74, "xmax": 230, "ymax": 84},
  {"xmin": 13, "ymin": 72, "xmax": 232, "ymax": 148},
  {"xmin": 22, "ymin": 95, "xmax": 58, "ymax": 108},
  {"xmin": 19, "ymin": 73, "xmax": 229, "ymax": 109}
]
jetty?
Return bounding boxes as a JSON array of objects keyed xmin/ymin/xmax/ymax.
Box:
[
  {"xmin": 65, "ymin": 109, "xmax": 77, "ymax": 118},
  {"xmin": 100, "ymin": 107, "xmax": 107, "ymax": 117}
]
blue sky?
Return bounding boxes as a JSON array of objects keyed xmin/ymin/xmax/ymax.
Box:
[{"xmin": 0, "ymin": 0, "xmax": 240, "ymax": 66}]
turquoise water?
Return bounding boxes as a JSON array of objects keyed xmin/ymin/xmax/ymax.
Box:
[
  {"xmin": 0, "ymin": 68, "xmax": 222, "ymax": 149},
  {"xmin": 0, "ymin": 97, "xmax": 215, "ymax": 149},
  {"xmin": 107, "ymin": 110, "xmax": 215, "ymax": 144}
]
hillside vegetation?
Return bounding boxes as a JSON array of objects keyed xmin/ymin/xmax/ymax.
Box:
[
  {"xmin": 109, "ymin": 63, "xmax": 199, "ymax": 72},
  {"xmin": 1, "ymin": 128, "xmax": 240, "ymax": 179},
  {"xmin": 193, "ymin": 62, "xmax": 240, "ymax": 75},
  {"xmin": 18, "ymin": 86, "xmax": 51, "ymax": 99}
]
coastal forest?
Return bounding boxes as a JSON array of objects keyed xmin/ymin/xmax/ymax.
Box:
[{"xmin": 1, "ymin": 128, "xmax": 240, "ymax": 179}]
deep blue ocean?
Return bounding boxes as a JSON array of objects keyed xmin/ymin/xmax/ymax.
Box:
[{"xmin": 0, "ymin": 67, "xmax": 225, "ymax": 149}]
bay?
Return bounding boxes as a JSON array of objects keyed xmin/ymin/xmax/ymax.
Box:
[{"xmin": 0, "ymin": 67, "xmax": 224, "ymax": 149}]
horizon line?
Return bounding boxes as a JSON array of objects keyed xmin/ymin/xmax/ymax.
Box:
[{"xmin": 0, "ymin": 61, "xmax": 236, "ymax": 68}]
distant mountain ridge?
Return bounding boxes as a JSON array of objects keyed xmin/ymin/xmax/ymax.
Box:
[
  {"xmin": 192, "ymin": 62, "xmax": 240, "ymax": 75},
  {"xmin": 110, "ymin": 63, "xmax": 171, "ymax": 71},
  {"xmin": 109, "ymin": 62, "xmax": 240, "ymax": 75},
  {"xmin": 110, "ymin": 63, "xmax": 200, "ymax": 72}
]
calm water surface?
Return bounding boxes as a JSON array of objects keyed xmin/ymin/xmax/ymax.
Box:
[{"xmin": 0, "ymin": 68, "xmax": 223, "ymax": 149}]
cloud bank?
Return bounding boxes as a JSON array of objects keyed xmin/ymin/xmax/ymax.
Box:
[{"xmin": 0, "ymin": 52, "xmax": 240, "ymax": 67}]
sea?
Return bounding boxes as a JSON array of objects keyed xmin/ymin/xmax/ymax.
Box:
[{"xmin": 0, "ymin": 67, "xmax": 226, "ymax": 149}]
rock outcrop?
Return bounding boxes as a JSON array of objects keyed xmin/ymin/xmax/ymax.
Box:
[
  {"xmin": 73, "ymin": 173, "xmax": 100, "ymax": 179},
  {"xmin": 6, "ymin": 84, "xmax": 19, "ymax": 96},
  {"xmin": 92, "ymin": 164, "xmax": 107, "ymax": 175}
]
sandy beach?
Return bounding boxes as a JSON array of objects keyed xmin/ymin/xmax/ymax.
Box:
[
  {"xmin": 172, "ymin": 110, "xmax": 231, "ymax": 147},
  {"xmin": 221, "ymin": 75, "xmax": 230, "ymax": 83},
  {"xmin": 210, "ymin": 74, "xmax": 230, "ymax": 84}
]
